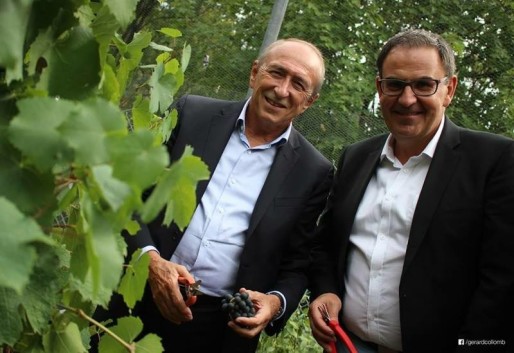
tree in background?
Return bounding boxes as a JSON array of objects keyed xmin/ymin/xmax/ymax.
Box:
[{"xmin": 142, "ymin": 0, "xmax": 514, "ymax": 163}]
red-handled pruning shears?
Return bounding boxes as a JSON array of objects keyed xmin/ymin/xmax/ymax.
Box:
[
  {"xmin": 318, "ymin": 303, "xmax": 358, "ymax": 353},
  {"xmin": 178, "ymin": 276, "xmax": 205, "ymax": 306}
]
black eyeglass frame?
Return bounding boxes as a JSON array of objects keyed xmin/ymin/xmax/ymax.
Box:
[{"xmin": 378, "ymin": 77, "xmax": 448, "ymax": 97}]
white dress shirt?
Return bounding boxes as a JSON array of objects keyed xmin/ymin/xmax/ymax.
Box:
[
  {"xmin": 170, "ymin": 99, "xmax": 291, "ymax": 297},
  {"xmin": 342, "ymin": 118, "xmax": 445, "ymax": 351}
]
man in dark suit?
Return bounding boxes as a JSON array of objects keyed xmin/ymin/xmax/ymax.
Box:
[
  {"xmin": 127, "ymin": 38, "xmax": 333, "ymax": 353},
  {"xmin": 308, "ymin": 29, "xmax": 514, "ymax": 353}
]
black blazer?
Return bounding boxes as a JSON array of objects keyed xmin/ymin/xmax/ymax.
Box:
[
  {"xmin": 127, "ymin": 94, "xmax": 334, "ymax": 334},
  {"xmin": 309, "ymin": 118, "xmax": 514, "ymax": 353}
]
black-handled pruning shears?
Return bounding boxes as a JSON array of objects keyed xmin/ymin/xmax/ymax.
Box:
[
  {"xmin": 178, "ymin": 276, "xmax": 205, "ymax": 306},
  {"xmin": 318, "ymin": 303, "xmax": 358, "ymax": 353}
]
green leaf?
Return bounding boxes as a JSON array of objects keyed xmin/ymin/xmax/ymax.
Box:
[
  {"xmin": 0, "ymin": 197, "xmax": 54, "ymax": 294},
  {"xmin": 91, "ymin": 165, "xmax": 132, "ymax": 212},
  {"xmin": 108, "ymin": 130, "xmax": 169, "ymax": 190},
  {"xmin": 149, "ymin": 42, "xmax": 173, "ymax": 52},
  {"xmin": 135, "ymin": 333, "xmax": 163, "ymax": 353},
  {"xmin": 8, "ymin": 97, "xmax": 75, "ymax": 172},
  {"xmin": 104, "ymin": 0, "xmax": 138, "ymax": 29},
  {"xmin": 81, "ymin": 196, "xmax": 125, "ymax": 305},
  {"xmin": 140, "ymin": 146, "xmax": 210, "ymax": 229},
  {"xmin": 36, "ymin": 26, "xmax": 101, "ymax": 100},
  {"xmin": 117, "ymin": 250, "xmax": 150, "ymax": 309},
  {"xmin": 98, "ymin": 316, "xmax": 141, "ymax": 353},
  {"xmin": 181, "ymin": 43, "xmax": 192, "ymax": 72},
  {"xmin": 22, "ymin": 243, "xmax": 69, "ymax": 334},
  {"xmin": 59, "ymin": 98, "xmax": 128, "ymax": 166},
  {"xmin": 98, "ymin": 316, "xmax": 163, "ymax": 353},
  {"xmin": 148, "ymin": 62, "xmax": 177, "ymax": 114},
  {"xmin": 132, "ymin": 95, "xmax": 153, "ymax": 130},
  {"xmin": 158, "ymin": 27, "xmax": 182, "ymax": 38},
  {"xmin": 0, "ymin": 0, "xmax": 33, "ymax": 82},
  {"xmin": 42, "ymin": 322, "xmax": 87, "ymax": 353},
  {"xmin": 0, "ymin": 287, "xmax": 23, "ymax": 346}
]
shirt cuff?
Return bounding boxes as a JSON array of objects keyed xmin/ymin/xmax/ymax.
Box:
[{"xmin": 267, "ymin": 290, "xmax": 286, "ymax": 321}]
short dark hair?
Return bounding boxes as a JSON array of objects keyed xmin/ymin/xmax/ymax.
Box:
[{"xmin": 376, "ymin": 29, "xmax": 456, "ymax": 78}]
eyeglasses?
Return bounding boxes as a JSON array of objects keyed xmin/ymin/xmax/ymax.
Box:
[{"xmin": 378, "ymin": 77, "xmax": 448, "ymax": 97}]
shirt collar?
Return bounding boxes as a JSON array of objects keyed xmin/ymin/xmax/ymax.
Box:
[
  {"xmin": 381, "ymin": 116, "xmax": 445, "ymax": 162},
  {"xmin": 236, "ymin": 98, "xmax": 291, "ymax": 146}
]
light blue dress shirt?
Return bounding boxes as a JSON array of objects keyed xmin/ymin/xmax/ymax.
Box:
[{"xmin": 171, "ymin": 100, "xmax": 291, "ymax": 297}]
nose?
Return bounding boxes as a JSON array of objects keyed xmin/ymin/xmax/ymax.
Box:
[
  {"xmin": 397, "ymin": 84, "xmax": 418, "ymax": 106},
  {"xmin": 274, "ymin": 78, "xmax": 291, "ymax": 98}
]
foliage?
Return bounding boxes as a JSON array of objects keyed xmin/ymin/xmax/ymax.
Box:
[
  {"xmin": 257, "ymin": 293, "xmax": 319, "ymax": 353},
  {"xmin": 146, "ymin": 0, "xmax": 514, "ymax": 164},
  {"xmin": 0, "ymin": 0, "xmax": 209, "ymax": 352}
]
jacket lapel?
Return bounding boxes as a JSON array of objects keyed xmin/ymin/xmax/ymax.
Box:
[
  {"xmin": 194, "ymin": 101, "xmax": 246, "ymax": 200},
  {"xmin": 246, "ymin": 129, "xmax": 300, "ymax": 237},
  {"xmin": 403, "ymin": 118, "xmax": 462, "ymax": 272}
]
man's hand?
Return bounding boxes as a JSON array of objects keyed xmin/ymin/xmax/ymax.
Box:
[
  {"xmin": 228, "ymin": 288, "xmax": 281, "ymax": 338},
  {"xmin": 147, "ymin": 250, "xmax": 194, "ymax": 324},
  {"xmin": 308, "ymin": 293, "xmax": 342, "ymax": 352}
]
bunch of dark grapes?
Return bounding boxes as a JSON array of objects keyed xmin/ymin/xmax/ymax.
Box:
[{"xmin": 221, "ymin": 291, "xmax": 256, "ymax": 320}]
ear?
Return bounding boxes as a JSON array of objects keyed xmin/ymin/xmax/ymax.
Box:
[
  {"xmin": 443, "ymin": 75, "xmax": 458, "ymax": 107},
  {"xmin": 303, "ymin": 93, "xmax": 319, "ymax": 111},
  {"xmin": 249, "ymin": 60, "xmax": 259, "ymax": 89}
]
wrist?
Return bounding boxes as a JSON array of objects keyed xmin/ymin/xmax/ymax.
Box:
[{"xmin": 268, "ymin": 292, "xmax": 285, "ymax": 321}]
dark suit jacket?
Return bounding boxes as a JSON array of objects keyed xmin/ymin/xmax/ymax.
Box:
[
  {"xmin": 309, "ymin": 118, "xmax": 514, "ymax": 353},
  {"xmin": 126, "ymin": 95, "xmax": 334, "ymax": 336}
]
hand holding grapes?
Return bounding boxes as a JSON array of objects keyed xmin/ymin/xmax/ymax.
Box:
[{"xmin": 225, "ymin": 288, "xmax": 282, "ymax": 338}]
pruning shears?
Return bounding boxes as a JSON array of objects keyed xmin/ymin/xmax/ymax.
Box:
[{"xmin": 178, "ymin": 276, "xmax": 205, "ymax": 306}]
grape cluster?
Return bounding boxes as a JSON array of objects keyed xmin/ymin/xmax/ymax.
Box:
[{"xmin": 221, "ymin": 291, "xmax": 256, "ymax": 320}]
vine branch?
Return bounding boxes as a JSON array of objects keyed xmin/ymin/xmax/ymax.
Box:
[{"xmin": 58, "ymin": 304, "xmax": 136, "ymax": 353}]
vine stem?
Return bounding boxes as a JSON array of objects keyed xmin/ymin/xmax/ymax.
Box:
[{"xmin": 58, "ymin": 304, "xmax": 136, "ymax": 353}]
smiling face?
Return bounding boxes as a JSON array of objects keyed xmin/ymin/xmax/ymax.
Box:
[
  {"xmin": 246, "ymin": 41, "xmax": 322, "ymax": 137},
  {"xmin": 377, "ymin": 46, "xmax": 457, "ymax": 154}
]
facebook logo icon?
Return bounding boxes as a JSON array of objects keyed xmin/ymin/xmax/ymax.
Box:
[{"xmin": 458, "ymin": 339, "xmax": 465, "ymax": 345}]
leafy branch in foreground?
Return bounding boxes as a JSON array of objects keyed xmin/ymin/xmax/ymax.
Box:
[{"xmin": 0, "ymin": 1, "xmax": 207, "ymax": 352}]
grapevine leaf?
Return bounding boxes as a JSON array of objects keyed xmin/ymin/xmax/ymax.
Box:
[
  {"xmin": 109, "ymin": 130, "xmax": 169, "ymax": 190},
  {"xmin": 81, "ymin": 196, "xmax": 124, "ymax": 305},
  {"xmin": 140, "ymin": 147, "xmax": 210, "ymax": 229},
  {"xmin": 91, "ymin": 5, "xmax": 119, "ymax": 67},
  {"xmin": 135, "ymin": 333, "xmax": 164, "ymax": 353},
  {"xmin": 159, "ymin": 108, "xmax": 178, "ymax": 143},
  {"xmin": 148, "ymin": 62, "xmax": 177, "ymax": 114},
  {"xmin": 59, "ymin": 98, "xmax": 127, "ymax": 166},
  {"xmin": 0, "ymin": 287, "xmax": 23, "ymax": 346},
  {"xmin": 42, "ymin": 322, "xmax": 87, "ymax": 353},
  {"xmin": 158, "ymin": 27, "xmax": 182, "ymax": 38},
  {"xmin": 104, "ymin": 0, "xmax": 138, "ymax": 29},
  {"xmin": 98, "ymin": 316, "xmax": 142, "ymax": 353},
  {"xmin": 117, "ymin": 250, "xmax": 150, "ymax": 309},
  {"xmin": 0, "ymin": 197, "xmax": 54, "ymax": 294},
  {"xmin": 25, "ymin": 26, "xmax": 54, "ymax": 76},
  {"xmin": 22, "ymin": 244, "xmax": 69, "ymax": 334},
  {"xmin": 149, "ymin": 42, "xmax": 173, "ymax": 52},
  {"xmin": 0, "ymin": 153, "xmax": 56, "ymax": 226},
  {"xmin": 0, "ymin": 0, "xmax": 33, "ymax": 83},
  {"xmin": 8, "ymin": 97, "xmax": 75, "ymax": 172},
  {"xmin": 91, "ymin": 165, "xmax": 132, "ymax": 212},
  {"xmin": 164, "ymin": 58, "xmax": 179, "ymax": 74},
  {"xmin": 181, "ymin": 43, "xmax": 192, "ymax": 72},
  {"xmin": 132, "ymin": 95, "xmax": 153, "ymax": 130},
  {"xmin": 37, "ymin": 26, "xmax": 101, "ymax": 100},
  {"xmin": 117, "ymin": 31, "xmax": 152, "ymax": 92}
]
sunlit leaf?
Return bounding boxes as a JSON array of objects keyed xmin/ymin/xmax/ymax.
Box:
[
  {"xmin": 42, "ymin": 322, "xmax": 87, "ymax": 353},
  {"xmin": 118, "ymin": 250, "xmax": 150, "ymax": 309},
  {"xmin": 140, "ymin": 147, "xmax": 210, "ymax": 229},
  {"xmin": 158, "ymin": 27, "xmax": 182, "ymax": 38},
  {"xmin": 181, "ymin": 43, "xmax": 191, "ymax": 72}
]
